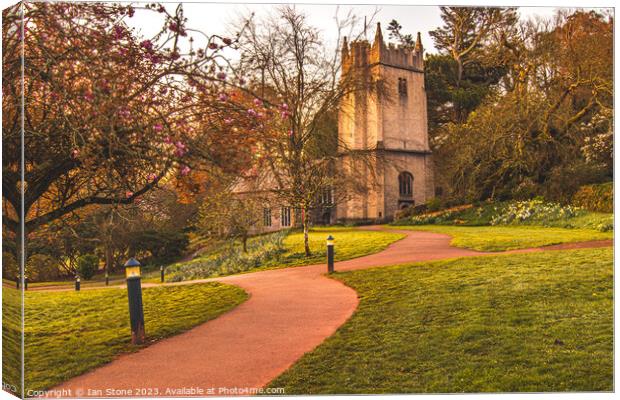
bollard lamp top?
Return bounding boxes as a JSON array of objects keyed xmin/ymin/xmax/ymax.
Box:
[
  {"xmin": 124, "ymin": 258, "xmax": 141, "ymax": 267},
  {"xmin": 326, "ymin": 235, "xmax": 335, "ymax": 246},
  {"xmin": 124, "ymin": 257, "xmax": 141, "ymax": 278}
]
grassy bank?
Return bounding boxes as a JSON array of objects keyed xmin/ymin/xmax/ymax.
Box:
[
  {"xmin": 270, "ymin": 248, "xmax": 613, "ymax": 393},
  {"xmin": 25, "ymin": 227, "xmax": 405, "ymax": 287},
  {"xmin": 391, "ymin": 225, "xmax": 612, "ymax": 252},
  {"xmin": 3, "ymin": 282, "xmax": 247, "ymax": 393},
  {"xmin": 166, "ymin": 227, "xmax": 405, "ymax": 281}
]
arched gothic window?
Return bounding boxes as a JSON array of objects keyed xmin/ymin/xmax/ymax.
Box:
[{"xmin": 398, "ymin": 172, "xmax": 413, "ymax": 197}]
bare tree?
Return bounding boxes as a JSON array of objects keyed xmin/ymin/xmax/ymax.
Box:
[
  {"xmin": 235, "ymin": 6, "xmax": 379, "ymax": 256},
  {"xmin": 198, "ymin": 177, "xmax": 264, "ymax": 253}
]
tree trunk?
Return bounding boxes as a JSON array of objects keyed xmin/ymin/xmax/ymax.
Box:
[
  {"xmin": 303, "ymin": 207, "xmax": 311, "ymax": 257},
  {"xmin": 105, "ymin": 243, "xmax": 114, "ymax": 273},
  {"xmin": 16, "ymin": 220, "xmax": 26, "ymax": 280},
  {"xmin": 242, "ymin": 234, "xmax": 248, "ymax": 253}
]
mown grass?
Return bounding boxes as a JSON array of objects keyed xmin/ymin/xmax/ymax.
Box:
[
  {"xmin": 276, "ymin": 227, "xmax": 405, "ymax": 267},
  {"xmin": 167, "ymin": 227, "xmax": 405, "ymax": 281},
  {"xmin": 2, "ymin": 285, "xmax": 22, "ymax": 397},
  {"xmin": 270, "ymin": 248, "xmax": 613, "ymax": 393},
  {"xmin": 27, "ymin": 227, "xmax": 404, "ymax": 287},
  {"xmin": 3, "ymin": 282, "xmax": 247, "ymax": 393},
  {"xmin": 391, "ymin": 225, "xmax": 612, "ymax": 252}
]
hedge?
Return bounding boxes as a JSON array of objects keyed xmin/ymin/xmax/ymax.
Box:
[{"xmin": 572, "ymin": 182, "xmax": 613, "ymax": 213}]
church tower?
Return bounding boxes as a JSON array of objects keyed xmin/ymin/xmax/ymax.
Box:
[{"xmin": 336, "ymin": 23, "xmax": 434, "ymax": 222}]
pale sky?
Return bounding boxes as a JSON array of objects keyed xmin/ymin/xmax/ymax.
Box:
[{"xmin": 129, "ymin": 3, "xmax": 571, "ymax": 55}]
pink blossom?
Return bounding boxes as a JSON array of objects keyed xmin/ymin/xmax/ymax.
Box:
[
  {"xmin": 140, "ymin": 40, "xmax": 153, "ymax": 51},
  {"xmin": 113, "ymin": 25, "xmax": 125, "ymax": 40},
  {"xmin": 247, "ymin": 109, "xmax": 257, "ymax": 117},
  {"xmin": 153, "ymin": 124, "xmax": 163, "ymax": 132},
  {"xmin": 181, "ymin": 165, "xmax": 191, "ymax": 175},
  {"xmin": 239, "ymin": 77, "xmax": 246, "ymax": 85},
  {"xmin": 208, "ymin": 42, "xmax": 218, "ymax": 50},
  {"xmin": 223, "ymin": 38, "xmax": 232, "ymax": 45},
  {"xmin": 288, "ymin": 130, "xmax": 294, "ymax": 137},
  {"xmin": 216, "ymin": 72, "xmax": 227, "ymax": 80},
  {"xmin": 224, "ymin": 118, "xmax": 233, "ymax": 125},
  {"xmin": 160, "ymin": 87, "xmax": 168, "ymax": 95},
  {"xmin": 253, "ymin": 98, "xmax": 263, "ymax": 107},
  {"xmin": 118, "ymin": 108, "xmax": 130, "ymax": 118},
  {"xmin": 280, "ymin": 103, "xmax": 289, "ymax": 111},
  {"xmin": 163, "ymin": 136, "xmax": 172, "ymax": 144},
  {"xmin": 174, "ymin": 141, "xmax": 187, "ymax": 157},
  {"xmin": 125, "ymin": 191, "xmax": 134, "ymax": 198},
  {"xmin": 281, "ymin": 111, "xmax": 290, "ymax": 119},
  {"xmin": 147, "ymin": 173, "xmax": 158, "ymax": 182},
  {"xmin": 169, "ymin": 22, "xmax": 179, "ymax": 32},
  {"xmin": 218, "ymin": 93, "xmax": 228, "ymax": 102},
  {"xmin": 84, "ymin": 92, "xmax": 94, "ymax": 102},
  {"xmin": 71, "ymin": 149, "xmax": 79, "ymax": 159}
]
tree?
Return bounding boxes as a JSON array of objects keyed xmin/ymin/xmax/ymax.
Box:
[
  {"xmin": 235, "ymin": 6, "xmax": 376, "ymax": 256},
  {"xmin": 386, "ymin": 19, "xmax": 415, "ymax": 48},
  {"xmin": 76, "ymin": 254, "xmax": 99, "ymax": 280},
  {"xmin": 197, "ymin": 179, "xmax": 263, "ymax": 253},
  {"xmin": 429, "ymin": 7, "xmax": 517, "ymax": 91},
  {"xmin": 2, "ymin": 2, "xmax": 258, "ymax": 259},
  {"xmin": 435, "ymin": 10, "xmax": 612, "ymax": 202},
  {"xmin": 389, "ymin": 8, "xmax": 516, "ymax": 139}
]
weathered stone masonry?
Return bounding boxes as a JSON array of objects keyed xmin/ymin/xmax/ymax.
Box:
[{"xmin": 336, "ymin": 23, "xmax": 434, "ymax": 222}]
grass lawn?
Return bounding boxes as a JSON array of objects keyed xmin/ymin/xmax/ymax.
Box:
[
  {"xmin": 276, "ymin": 227, "xmax": 405, "ymax": 267},
  {"xmin": 391, "ymin": 225, "xmax": 612, "ymax": 252},
  {"xmin": 2, "ymin": 285, "xmax": 22, "ymax": 397},
  {"xmin": 25, "ymin": 227, "xmax": 404, "ymax": 287},
  {"xmin": 167, "ymin": 227, "xmax": 405, "ymax": 281},
  {"xmin": 2, "ymin": 282, "xmax": 247, "ymax": 393},
  {"xmin": 270, "ymin": 248, "xmax": 613, "ymax": 393}
]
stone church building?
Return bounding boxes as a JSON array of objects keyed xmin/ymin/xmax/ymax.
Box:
[
  {"xmin": 237, "ymin": 23, "xmax": 434, "ymax": 231},
  {"xmin": 334, "ymin": 23, "xmax": 434, "ymax": 222}
]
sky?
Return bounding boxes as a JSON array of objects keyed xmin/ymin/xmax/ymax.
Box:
[{"xmin": 128, "ymin": 2, "xmax": 571, "ymax": 55}]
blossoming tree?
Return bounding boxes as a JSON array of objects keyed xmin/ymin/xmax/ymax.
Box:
[{"xmin": 2, "ymin": 2, "xmax": 259, "ymax": 259}]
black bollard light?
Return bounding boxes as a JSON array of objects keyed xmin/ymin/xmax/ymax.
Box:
[
  {"xmin": 16, "ymin": 276, "xmax": 19, "ymax": 289},
  {"xmin": 75, "ymin": 276, "xmax": 81, "ymax": 291},
  {"xmin": 125, "ymin": 258, "xmax": 145, "ymax": 345},
  {"xmin": 327, "ymin": 235, "xmax": 335, "ymax": 273},
  {"xmin": 24, "ymin": 277, "xmax": 28, "ymax": 291},
  {"xmin": 160, "ymin": 265, "xmax": 165, "ymax": 283},
  {"xmin": 105, "ymin": 271, "xmax": 109, "ymax": 286}
]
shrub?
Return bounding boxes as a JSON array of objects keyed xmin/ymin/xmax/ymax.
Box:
[
  {"xmin": 26, "ymin": 254, "xmax": 61, "ymax": 281},
  {"xmin": 426, "ymin": 197, "xmax": 443, "ymax": 212},
  {"xmin": 77, "ymin": 254, "xmax": 99, "ymax": 280},
  {"xmin": 3, "ymin": 252, "xmax": 19, "ymax": 280},
  {"xmin": 130, "ymin": 230, "xmax": 190, "ymax": 264},
  {"xmin": 573, "ymin": 182, "xmax": 613, "ymax": 213}
]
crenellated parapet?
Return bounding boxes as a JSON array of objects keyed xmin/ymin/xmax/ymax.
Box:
[{"xmin": 342, "ymin": 23, "xmax": 424, "ymax": 73}]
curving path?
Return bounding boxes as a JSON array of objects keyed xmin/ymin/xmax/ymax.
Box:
[{"xmin": 48, "ymin": 227, "xmax": 612, "ymax": 397}]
